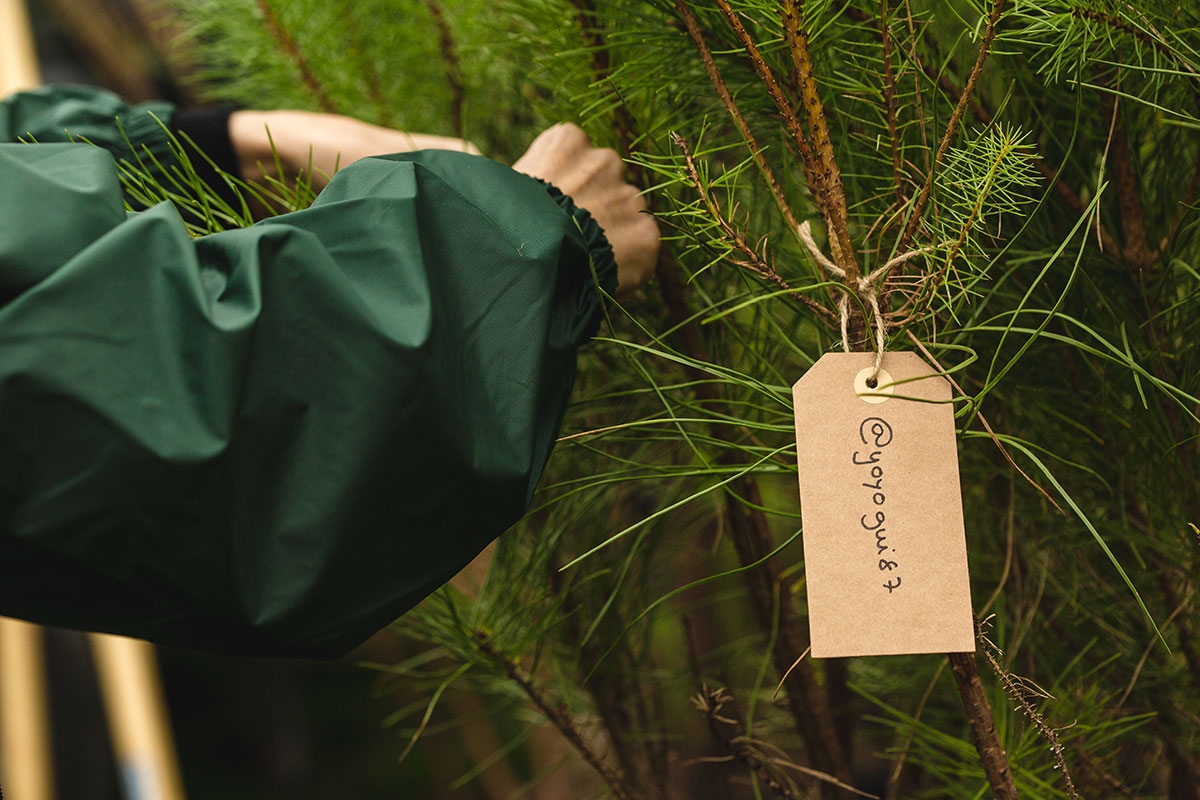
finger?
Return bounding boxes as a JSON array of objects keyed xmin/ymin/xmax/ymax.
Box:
[
  {"xmin": 540, "ymin": 121, "xmax": 591, "ymax": 151},
  {"xmin": 553, "ymin": 122, "xmax": 591, "ymax": 144},
  {"xmin": 575, "ymin": 147, "xmax": 626, "ymax": 186}
]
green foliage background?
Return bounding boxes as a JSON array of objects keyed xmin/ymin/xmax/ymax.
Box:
[{"xmin": 157, "ymin": 0, "xmax": 1199, "ymax": 797}]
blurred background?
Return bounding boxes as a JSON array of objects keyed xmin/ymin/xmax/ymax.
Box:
[{"xmin": 23, "ymin": 0, "xmax": 189, "ymax": 102}]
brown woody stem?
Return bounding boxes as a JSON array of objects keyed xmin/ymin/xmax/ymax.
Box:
[
  {"xmin": 652, "ymin": 14, "xmax": 861, "ymax": 778},
  {"xmin": 710, "ymin": 0, "xmax": 831, "ymax": 231},
  {"xmin": 880, "ymin": 0, "xmax": 906, "ymax": 206},
  {"xmin": 723, "ymin": 484, "xmax": 854, "ymax": 795},
  {"xmin": 781, "ymin": 0, "xmax": 858, "ymax": 279},
  {"xmin": 641, "ymin": 187, "xmax": 854, "ymax": 793},
  {"xmin": 948, "ymin": 650, "xmax": 1020, "ymax": 800},
  {"xmin": 1101, "ymin": 93, "xmax": 1156, "ymax": 271},
  {"xmin": 674, "ymin": 0, "xmax": 802, "ymax": 238},
  {"xmin": 695, "ymin": 685, "xmax": 800, "ymax": 799}
]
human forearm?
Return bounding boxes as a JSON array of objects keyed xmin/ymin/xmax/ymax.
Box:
[
  {"xmin": 228, "ymin": 113, "xmax": 658, "ymax": 292},
  {"xmin": 228, "ymin": 109, "xmax": 481, "ymax": 185}
]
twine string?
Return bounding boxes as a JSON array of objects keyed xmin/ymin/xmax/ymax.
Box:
[
  {"xmin": 797, "ymin": 220, "xmax": 844, "ymax": 280},
  {"xmin": 799, "ymin": 221, "xmax": 889, "ymax": 379},
  {"xmin": 836, "ymin": 293, "xmax": 851, "ymax": 354}
]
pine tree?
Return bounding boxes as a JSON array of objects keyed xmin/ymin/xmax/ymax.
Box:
[{"xmin": 157, "ymin": 0, "xmax": 1200, "ymax": 796}]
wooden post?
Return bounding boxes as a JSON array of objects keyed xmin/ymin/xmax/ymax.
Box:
[
  {"xmin": 0, "ymin": 618, "xmax": 55, "ymax": 800},
  {"xmin": 2, "ymin": 5, "xmax": 188, "ymax": 796},
  {"xmin": 1, "ymin": 9, "xmax": 52, "ymax": 797},
  {"xmin": 89, "ymin": 634, "xmax": 188, "ymax": 800},
  {"xmin": 0, "ymin": 0, "xmax": 41, "ymax": 97}
]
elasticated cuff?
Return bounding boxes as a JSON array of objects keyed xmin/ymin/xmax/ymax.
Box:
[{"xmin": 539, "ymin": 181, "xmax": 619, "ymax": 340}]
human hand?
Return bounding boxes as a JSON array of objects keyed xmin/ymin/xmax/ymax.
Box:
[
  {"xmin": 229, "ymin": 114, "xmax": 659, "ymax": 291},
  {"xmin": 228, "ymin": 110, "xmax": 481, "ymax": 188},
  {"xmin": 513, "ymin": 123, "xmax": 659, "ymax": 294}
]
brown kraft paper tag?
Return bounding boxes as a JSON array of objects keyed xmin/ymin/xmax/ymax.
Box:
[{"xmin": 792, "ymin": 352, "xmax": 975, "ymax": 657}]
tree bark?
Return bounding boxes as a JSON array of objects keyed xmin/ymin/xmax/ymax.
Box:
[{"xmin": 948, "ymin": 651, "xmax": 1019, "ymax": 800}]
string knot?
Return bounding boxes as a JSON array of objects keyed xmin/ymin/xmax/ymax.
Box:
[{"xmin": 798, "ymin": 220, "xmax": 888, "ymax": 379}]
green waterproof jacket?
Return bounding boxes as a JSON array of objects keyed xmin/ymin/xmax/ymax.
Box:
[{"xmin": 0, "ymin": 86, "xmax": 616, "ymax": 657}]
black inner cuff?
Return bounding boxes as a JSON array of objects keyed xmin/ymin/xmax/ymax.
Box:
[{"xmin": 172, "ymin": 105, "xmax": 242, "ymax": 210}]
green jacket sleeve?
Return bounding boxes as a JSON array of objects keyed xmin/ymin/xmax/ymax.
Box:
[
  {"xmin": 0, "ymin": 84, "xmax": 242, "ymax": 213},
  {"xmin": 0, "ymin": 84, "xmax": 177, "ymax": 166},
  {"xmin": 0, "ymin": 88, "xmax": 616, "ymax": 658}
]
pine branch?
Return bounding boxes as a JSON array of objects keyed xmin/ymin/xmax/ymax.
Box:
[
  {"xmin": 1069, "ymin": 5, "xmax": 1195, "ymax": 74},
  {"xmin": 551, "ymin": 563, "xmax": 671, "ymax": 800},
  {"xmin": 570, "ymin": 0, "xmax": 641, "ymax": 160},
  {"xmin": 880, "ymin": 0, "xmax": 906, "ymax": 207},
  {"xmin": 1070, "ymin": 6, "xmax": 1157, "ymax": 49},
  {"xmin": 418, "ymin": 0, "xmax": 465, "ymax": 138},
  {"xmin": 709, "ymin": 0, "xmax": 831, "ymax": 237},
  {"xmin": 897, "ymin": 0, "xmax": 1006, "ymax": 255},
  {"xmin": 979, "ymin": 625, "xmax": 1079, "ymax": 799},
  {"xmin": 567, "ymin": 0, "xmax": 714, "ymax": 381},
  {"xmin": 694, "ymin": 684, "xmax": 880, "ymax": 798},
  {"xmin": 894, "ymin": 127, "xmax": 1034, "ymax": 323},
  {"xmin": 253, "ymin": 0, "xmax": 336, "ymax": 112},
  {"xmin": 617, "ymin": 215, "xmax": 854, "ymax": 787},
  {"xmin": 471, "ymin": 631, "xmax": 638, "ymax": 800},
  {"xmin": 899, "ymin": 0, "xmax": 932, "ymax": 179},
  {"xmin": 694, "ymin": 685, "xmax": 800, "ymax": 799},
  {"xmin": 672, "ymin": 132, "xmax": 837, "ymax": 323},
  {"xmin": 709, "ymin": 0, "xmax": 876, "ymax": 346},
  {"xmin": 922, "ymin": 52, "xmax": 1125, "ymax": 259},
  {"xmin": 722, "ymin": 487, "xmax": 854, "ymax": 793},
  {"xmin": 673, "ymin": 0, "xmax": 803, "ymax": 240}
]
